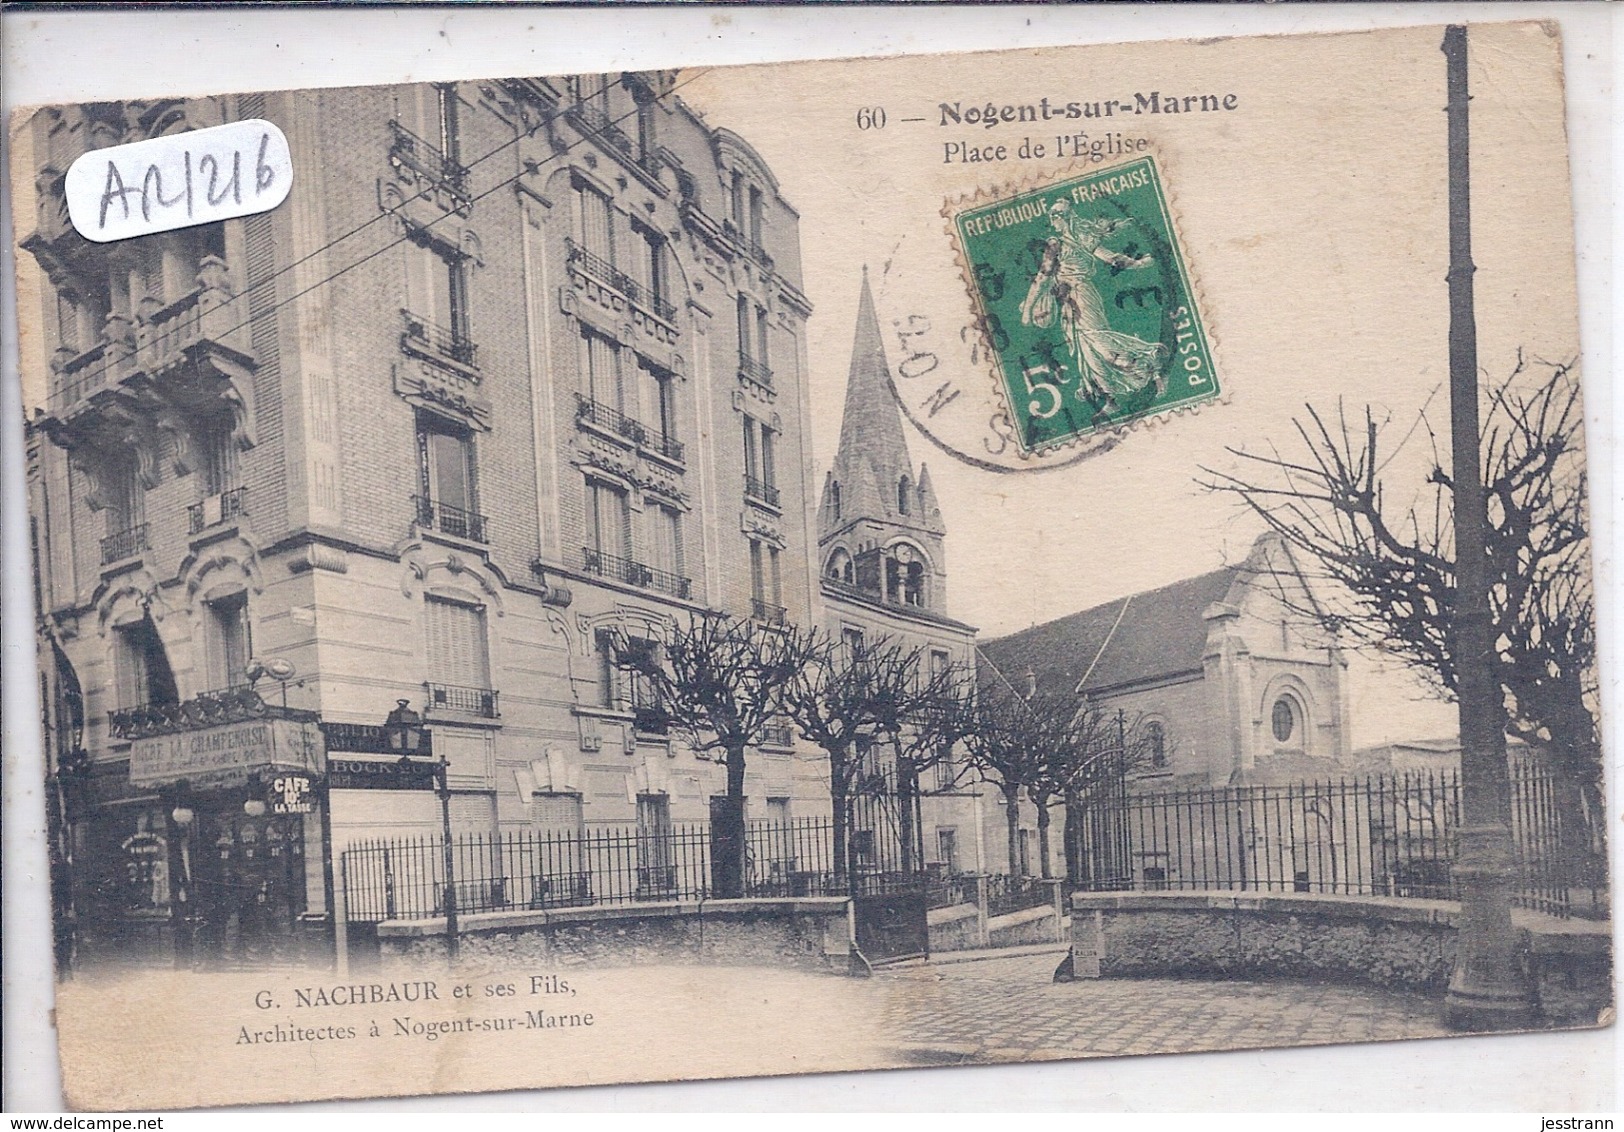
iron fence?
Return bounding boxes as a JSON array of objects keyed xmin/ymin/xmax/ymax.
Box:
[
  {"xmin": 341, "ymin": 816, "xmax": 846, "ymax": 922},
  {"xmin": 1070, "ymin": 762, "xmax": 1597, "ymax": 918},
  {"xmin": 984, "ymin": 874, "xmax": 1056, "ymax": 918},
  {"xmin": 414, "ymin": 495, "xmax": 488, "ymax": 543}
]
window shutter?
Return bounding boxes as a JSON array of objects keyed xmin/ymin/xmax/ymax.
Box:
[{"xmin": 426, "ymin": 599, "xmax": 489, "ymax": 688}]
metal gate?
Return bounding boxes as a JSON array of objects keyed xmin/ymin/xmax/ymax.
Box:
[{"xmin": 847, "ymin": 775, "xmax": 928, "ymax": 966}]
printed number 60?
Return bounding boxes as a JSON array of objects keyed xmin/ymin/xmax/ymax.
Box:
[
  {"xmin": 856, "ymin": 107, "xmax": 887, "ymax": 130},
  {"xmin": 1021, "ymin": 361, "xmax": 1063, "ymax": 419}
]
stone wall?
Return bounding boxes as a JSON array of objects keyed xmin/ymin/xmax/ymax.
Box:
[
  {"xmin": 373, "ymin": 897, "xmax": 852, "ymax": 973},
  {"xmin": 1068, "ymin": 891, "xmax": 1613, "ymax": 1025},
  {"xmin": 927, "ymin": 904, "xmax": 982, "ymax": 952},
  {"xmin": 988, "ymin": 905, "xmax": 1065, "ymax": 948}
]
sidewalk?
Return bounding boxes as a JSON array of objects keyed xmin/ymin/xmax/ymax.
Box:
[{"xmin": 874, "ymin": 949, "xmax": 1450, "ymax": 1064}]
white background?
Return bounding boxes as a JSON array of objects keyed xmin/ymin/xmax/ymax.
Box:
[{"xmin": 2, "ymin": 2, "xmax": 1618, "ymax": 1113}]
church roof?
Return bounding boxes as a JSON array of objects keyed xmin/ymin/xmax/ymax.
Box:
[
  {"xmin": 830, "ymin": 271, "xmax": 915, "ymax": 506},
  {"xmin": 979, "ymin": 566, "xmax": 1241, "ymax": 698}
]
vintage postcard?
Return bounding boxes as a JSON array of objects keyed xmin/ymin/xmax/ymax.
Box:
[{"xmin": 7, "ymin": 19, "xmax": 1612, "ymax": 1111}]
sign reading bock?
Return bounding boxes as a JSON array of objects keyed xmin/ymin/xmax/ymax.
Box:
[
  {"xmin": 64, "ymin": 118, "xmax": 294, "ymax": 243},
  {"xmin": 129, "ymin": 717, "xmax": 324, "ymax": 789}
]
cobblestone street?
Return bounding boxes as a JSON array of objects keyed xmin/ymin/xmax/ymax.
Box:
[{"xmin": 871, "ymin": 946, "xmax": 1451, "ymax": 1064}]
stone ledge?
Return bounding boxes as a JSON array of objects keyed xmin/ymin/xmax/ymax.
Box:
[{"xmin": 927, "ymin": 904, "xmax": 979, "ymax": 928}]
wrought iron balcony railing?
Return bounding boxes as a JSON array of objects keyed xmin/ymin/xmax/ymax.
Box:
[
  {"xmin": 751, "ymin": 598, "xmax": 787, "ymax": 625},
  {"xmin": 101, "ymin": 523, "xmax": 149, "ymax": 565},
  {"xmin": 187, "ymin": 486, "xmax": 247, "ymax": 535},
  {"xmin": 581, "ymin": 547, "xmax": 692, "ymax": 600},
  {"xmin": 575, "ymin": 394, "xmax": 684, "ymax": 463},
  {"xmin": 388, "ymin": 119, "xmax": 470, "ymax": 197},
  {"xmin": 565, "ymin": 100, "xmax": 633, "ymax": 155},
  {"xmin": 737, "ymin": 351, "xmax": 773, "ymax": 390},
  {"xmin": 401, "ymin": 309, "xmax": 478, "ymax": 369},
  {"xmin": 424, "ymin": 681, "xmax": 500, "ymax": 719},
  {"xmin": 563, "ymin": 239, "xmax": 678, "ymax": 323},
  {"xmin": 109, "ymin": 684, "xmax": 269, "ymax": 740},
  {"xmin": 744, "ymin": 474, "xmax": 781, "ymax": 509},
  {"xmin": 414, "ymin": 495, "xmax": 488, "ymax": 543}
]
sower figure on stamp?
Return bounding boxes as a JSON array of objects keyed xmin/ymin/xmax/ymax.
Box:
[{"xmin": 1019, "ymin": 198, "xmax": 1169, "ymax": 416}]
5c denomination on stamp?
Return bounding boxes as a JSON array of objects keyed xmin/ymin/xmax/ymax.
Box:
[{"xmin": 946, "ymin": 155, "xmax": 1218, "ymax": 455}]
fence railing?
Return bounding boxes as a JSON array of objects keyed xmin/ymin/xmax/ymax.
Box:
[
  {"xmin": 581, "ymin": 546, "xmax": 693, "ymax": 600},
  {"xmin": 1069, "ymin": 763, "xmax": 1599, "ymax": 919},
  {"xmin": 340, "ymin": 816, "xmax": 845, "ymax": 921},
  {"xmin": 415, "ymin": 495, "xmax": 488, "ymax": 543}
]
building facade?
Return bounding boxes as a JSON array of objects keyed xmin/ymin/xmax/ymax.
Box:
[
  {"xmin": 815, "ymin": 273, "xmax": 983, "ymax": 877},
  {"xmin": 24, "ymin": 76, "xmax": 830, "ymax": 963}
]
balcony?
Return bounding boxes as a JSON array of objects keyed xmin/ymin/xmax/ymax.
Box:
[
  {"xmin": 401, "ymin": 309, "xmax": 478, "ymax": 371},
  {"xmin": 187, "ymin": 486, "xmax": 247, "ymax": 535},
  {"xmin": 564, "ymin": 100, "xmax": 634, "ymax": 156},
  {"xmin": 109, "ymin": 684, "xmax": 271, "ymax": 741},
  {"xmin": 751, "ymin": 598, "xmax": 787, "ymax": 625},
  {"xmin": 101, "ymin": 523, "xmax": 149, "ymax": 566},
  {"xmin": 575, "ymin": 394, "xmax": 684, "ymax": 464},
  {"xmin": 744, "ymin": 474, "xmax": 781, "ymax": 510},
  {"xmin": 563, "ymin": 239, "xmax": 678, "ymax": 324},
  {"xmin": 414, "ymin": 495, "xmax": 488, "ymax": 543},
  {"xmin": 387, "ymin": 119, "xmax": 470, "ymax": 204},
  {"xmin": 737, "ymin": 351, "xmax": 773, "ymax": 394},
  {"xmin": 581, "ymin": 547, "xmax": 692, "ymax": 600},
  {"xmin": 319, "ymin": 720, "xmax": 434, "ymax": 757},
  {"xmin": 424, "ymin": 682, "xmax": 500, "ymax": 719}
]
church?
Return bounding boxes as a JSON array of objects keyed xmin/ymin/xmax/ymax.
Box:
[
  {"xmin": 977, "ymin": 531, "xmax": 1353, "ymax": 793},
  {"xmin": 815, "ymin": 271, "xmax": 983, "ymax": 875}
]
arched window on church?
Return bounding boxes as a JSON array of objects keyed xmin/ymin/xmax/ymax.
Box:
[
  {"xmin": 826, "ymin": 548, "xmax": 854, "ymax": 586},
  {"xmin": 897, "ymin": 475, "xmax": 911, "ymax": 515},
  {"xmin": 1146, "ymin": 721, "xmax": 1167, "ymax": 769},
  {"xmin": 1271, "ymin": 694, "xmax": 1302, "ymax": 746},
  {"xmin": 830, "ymin": 482, "xmax": 841, "ymax": 521}
]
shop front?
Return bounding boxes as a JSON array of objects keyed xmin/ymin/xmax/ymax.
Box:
[{"xmin": 111, "ymin": 712, "xmax": 330, "ymax": 968}]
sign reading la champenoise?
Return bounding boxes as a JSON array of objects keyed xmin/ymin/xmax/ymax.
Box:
[{"xmin": 128, "ymin": 717, "xmax": 324, "ymax": 788}]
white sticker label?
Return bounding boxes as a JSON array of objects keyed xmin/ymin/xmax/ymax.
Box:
[{"xmin": 64, "ymin": 119, "xmax": 293, "ymax": 243}]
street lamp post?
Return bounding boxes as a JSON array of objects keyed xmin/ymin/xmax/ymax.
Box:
[
  {"xmin": 385, "ymin": 700, "xmax": 457, "ymax": 962},
  {"xmin": 1439, "ymin": 24, "xmax": 1536, "ymax": 1029}
]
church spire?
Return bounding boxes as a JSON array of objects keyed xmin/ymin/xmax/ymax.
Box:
[{"xmin": 826, "ymin": 269, "xmax": 916, "ymax": 527}]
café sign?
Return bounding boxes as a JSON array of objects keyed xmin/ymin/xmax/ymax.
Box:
[{"xmin": 129, "ymin": 717, "xmax": 324, "ymax": 788}]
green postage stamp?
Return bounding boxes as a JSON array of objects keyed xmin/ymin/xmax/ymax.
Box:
[{"xmin": 947, "ymin": 156, "xmax": 1219, "ymax": 455}]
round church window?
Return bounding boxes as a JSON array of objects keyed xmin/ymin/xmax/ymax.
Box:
[{"xmin": 1271, "ymin": 696, "xmax": 1298, "ymax": 743}]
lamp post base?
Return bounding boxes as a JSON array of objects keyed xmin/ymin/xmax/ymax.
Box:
[
  {"xmin": 1442, "ymin": 982, "xmax": 1538, "ymax": 1032},
  {"xmin": 1444, "ymin": 823, "xmax": 1539, "ymax": 1032}
]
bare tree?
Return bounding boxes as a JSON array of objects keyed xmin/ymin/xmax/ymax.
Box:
[
  {"xmin": 780, "ymin": 633, "xmax": 971, "ymax": 882},
  {"xmin": 1202, "ymin": 357, "xmax": 1604, "ymax": 882},
  {"xmin": 609, "ymin": 614, "xmax": 813, "ymax": 897}
]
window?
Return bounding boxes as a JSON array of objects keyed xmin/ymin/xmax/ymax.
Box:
[
  {"xmin": 531, "ymin": 793, "xmax": 584, "ymax": 838},
  {"xmin": 842, "ymin": 626, "xmax": 865, "ymax": 660},
  {"xmin": 825, "ymin": 548, "xmax": 854, "ymax": 584},
  {"xmin": 736, "ymin": 294, "xmax": 753, "ymax": 360},
  {"xmin": 626, "ymin": 223, "xmax": 666, "ymax": 307},
  {"xmin": 742, "ymin": 417, "xmax": 758, "ymax": 481},
  {"xmin": 575, "ymin": 180, "xmax": 615, "ymax": 265},
  {"xmin": 638, "ymin": 356, "xmax": 677, "ymax": 444},
  {"xmin": 730, "ymin": 170, "xmax": 747, "ymax": 231},
  {"xmin": 898, "ymin": 476, "xmax": 911, "ymax": 515},
  {"xmin": 114, "ymin": 615, "xmax": 179, "ymax": 711},
  {"xmin": 575, "ymin": 74, "xmax": 611, "ymax": 119},
  {"xmin": 748, "ymin": 184, "xmax": 764, "ymax": 247},
  {"xmin": 405, "ymin": 237, "xmax": 471, "ymax": 358},
  {"xmin": 200, "ymin": 419, "xmax": 239, "ymax": 497},
  {"xmin": 1271, "ymin": 696, "xmax": 1299, "ymax": 744},
  {"xmin": 749, "ymin": 539, "xmax": 781, "ymax": 610},
  {"xmin": 582, "ymin": 328, "xmax": 624, "ymax": 413},
  {"xmin": 755, "ymin": 306, "xmax": 771, "ymax": 370},
  {"xmin": 1146, "ymin": 721, "xmax": 1168, "ymax": 769},
  {"xmin": 636, "ymin": 793, "xmax": 674, "ymax": 890},
  {"xmin": 425, "ymin": 597, "xmax": 492, "ymax": 700},
  {"xmin": 652, "ymin": 505, "xmax": 683, "ymax": 579},
  {"xmin": 417, "ymin": 413, "xmax": 481, "ymax": 539},
  {"xmin": 585, "ymin": 479, "xmax": 631, "ymax": 561},
  {"xmin": 760, "ymin": 424, "xmax": 776, "ymax": 490},
  {"xmin": 766, "ymin": 797, "xmax": 791, "ymax": 824},
  {"xmin": 742, "ymin": 417, "xmax": 777, "ymax": 504},
  {"xmin": 935, "ymin": 748, "xmax": 957, "ymax": 791},
  {"xmin": 830, "ymin": 482, "xmax": 841, "ymax": 522},
  {"xmin": 205, "ymin": 592, "xmax": 251, "ymax": 691},
  {"xmin": 936, "ymin": 828, "xmax": 959, "ymax": 873},
  {"xmin": 433, "ymin": 84, "xmax": 461, "ymax": 166}
]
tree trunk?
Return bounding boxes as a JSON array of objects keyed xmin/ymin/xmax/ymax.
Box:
[
  {"xmin": 830, "ymin": 746, "xmax": 849, "ymax": 887},
  {"xmin": 710, "ymin": 741, "xmax": 749, "ymax": 899},
  {"xmin": 1004, "ymin": 785, "xmax": 1022, "ymax": 876},
  {"xmin": 897, "ymin": 755, "xmax": 918, "ymax": 876},
  {"xmin": 1035, "ymin": 796, "xmax": 1053, "ymax": 880}
]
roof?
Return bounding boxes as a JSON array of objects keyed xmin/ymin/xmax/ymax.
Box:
[{"xmin": 979, "ymin": 566, "xmax": 1241, "ymax": 698}]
